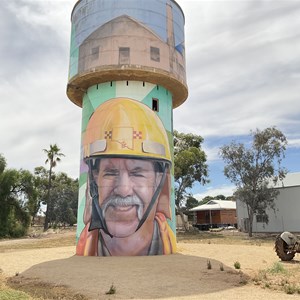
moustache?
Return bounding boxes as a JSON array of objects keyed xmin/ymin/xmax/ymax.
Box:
[{"xmin": 102, "ymin": 195, "xmax": 144, "ymax": 220}]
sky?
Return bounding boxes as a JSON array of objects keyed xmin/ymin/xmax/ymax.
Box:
[{"xmin": 1, "ymin": 0, "xmax": 300, "ymax": 201}]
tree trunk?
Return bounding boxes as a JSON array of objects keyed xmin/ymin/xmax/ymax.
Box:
[
  {"xmin": 44, "ymin": 207, "xmax": 49, "ymax": 231},
  {"xmin": 31, "ymin": 215, "xmax": 35, "ymax": 226},
  {"xmin": 248, "ymin": 211, "xmax": 253, "ymax": 237},
  {"xmin": 178, "ymin": 209, "xmax": 189, "ymax": 231},
  {"xmin": 248, "ymin": 222, "xmax": 253, "ymax": 237},
  {"xmin": 245, "ymin": 204, "xmax": 253, "ymax": 237},
  {"xmin": 44, "ymin": 166, "xmax": 52, "ymax": 231}
]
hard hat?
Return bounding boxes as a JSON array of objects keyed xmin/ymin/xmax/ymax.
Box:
[{"xmin": 83, "ymin": 97, "xmax": 171, "ymax": 163}]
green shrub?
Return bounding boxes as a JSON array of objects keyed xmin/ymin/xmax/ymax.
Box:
[
  {"xmin": 234, "ymin": 261, "xmax": 241, "ymax": 269},
  {"xmin": 284, "ymin": 284, "xmax": 297, "ymax": 295},
  {"xmin": 268, "ymin": 262, "xmax": 286, "ymax": 274}
]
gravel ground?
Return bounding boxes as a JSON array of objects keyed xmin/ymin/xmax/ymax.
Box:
[{"xmin": 1, "ymin": 234, "xmax": 299, "ymax": 299}]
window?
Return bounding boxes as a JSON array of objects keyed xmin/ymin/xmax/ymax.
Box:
[
  {"xmin": 91, "ymin": 46, "xmax": 99, "ymax": 60},
  {"xmin": 119, "ymin": 47, "xmax": 130, "ymax": 64},
  {"xmin": 256, "ymin": 214, "xmax": 268, "ymax": 223},
  {"xmin": 150, "ymin": 47, "xmax": 160, "ymax": 62},
  {"xmin": 152, "ymin": 98, "xmax": 159, "ymax": 112}
]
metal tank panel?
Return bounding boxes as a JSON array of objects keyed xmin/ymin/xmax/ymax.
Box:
[{"xmin": 67, "ymin": 0, "xmax": 187, "ymax": 108}]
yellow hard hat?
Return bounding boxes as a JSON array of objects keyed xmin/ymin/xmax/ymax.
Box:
[{"xmin": 83, "ymin": 98, "xmax": 171, "ymax": 163}]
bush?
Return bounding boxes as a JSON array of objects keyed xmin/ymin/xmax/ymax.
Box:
[
  {"xmin": 2, "ymin": 207, "xmax": 30, "ymax": 238},
  {"xmin": 268, "ymin": 262, "xmax": 286, "ymax": 274},
  {"xmin": 284, "ymin": 284, "xmax": 297, "ymax": 295},
  {"xmin": 234, "ymin": 261, "xmax": 241, "ymax": 269}
]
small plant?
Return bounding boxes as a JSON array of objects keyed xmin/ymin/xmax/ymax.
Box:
[
  {"xmin": 105, "ymin": 284, "xmax": 116, "ymax": 295},
  {"xmin": 207, "ymin": 260, "xmax": 212, "ymax": 269},
  {"xmin": 219, "ymin": 263, "xmax": 224, "ymax": 271},
  {"xmin": 253, "ymin": 270, "xmax": 267, "ymax": 283},
  {"xmin": 280, "ymin": 278, "xmax": 289, "ymax": 286},
  {"xmin": 234, "ymin": 261, "xmax": 241, "ymax": 269},
  {"xmin": 252, "ymin": 276, "xmax": 261, "ymax": 285},
  {"xmin": 284, "ymin": 284, "xmax": 297, "ymax": 295},
  {"xmin": 268, "ymin": 262, "xmax": 286, "ymax": 274}
]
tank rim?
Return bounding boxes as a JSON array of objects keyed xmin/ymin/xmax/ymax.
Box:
[
  {"xmin": 71, "ymin": 0, "xmax": 185, "ymax": 24},
  {"xmin": 67, "ymin": 67, "xmax": 188, "ymax": 109}
]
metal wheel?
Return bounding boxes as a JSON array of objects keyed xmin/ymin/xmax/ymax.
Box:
[{"xmin": 275, "ymin": 234, "xmax": 295, "ymax": 261}]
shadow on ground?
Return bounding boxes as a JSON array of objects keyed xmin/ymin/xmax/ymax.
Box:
[{"xmin": 12, "ymin": 254, "xmax": 249, "ymax": 299}]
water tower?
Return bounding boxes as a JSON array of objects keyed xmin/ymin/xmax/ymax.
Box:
[{"xmin": 67, "ymin": 0, "xmax": 187, "ymax": 256}]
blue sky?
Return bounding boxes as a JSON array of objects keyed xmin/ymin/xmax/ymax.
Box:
[{"xmin": 1, "ymin": 0, "xmax": 300, "ymax": 201}]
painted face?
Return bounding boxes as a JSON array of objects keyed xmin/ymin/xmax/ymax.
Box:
[{"xmin": 94, "ymin": 158, "xmax": 160, "ymax": 238}]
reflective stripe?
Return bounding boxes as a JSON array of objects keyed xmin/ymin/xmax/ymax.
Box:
[
  {"xmin": 90, "ymin": 140, "xmax": 107, "ymax": 155},
  {"xmin": 142, "ymin": 140, "xmax": 165, "ymax": 156}
]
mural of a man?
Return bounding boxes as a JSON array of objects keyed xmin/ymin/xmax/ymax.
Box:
[{"xmin": 76, "ymin": 98, "xmax": 176, "ymax": 256}]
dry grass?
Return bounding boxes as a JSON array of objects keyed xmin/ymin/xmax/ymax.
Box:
[
  {"xmin": 7, "ymin": 276, "xmax": 88, "ymax": 300},
  {"xmin": 178, "ymin": 230, "xmax": 300, "ymax": 295},
  {"xmin": 0, "ymin": 272, "xmax": 88, "ymax": 300},
  {"xmin": 0, "ymin": 229, "xmax": 76, "ymax": 253},
  {"xmin": 252, "ymin": 261, "xmax": 300, "ymax": 294},
  {"xmin": 177, "ymin": 229, "xmax": 277, "ymax": 246}
]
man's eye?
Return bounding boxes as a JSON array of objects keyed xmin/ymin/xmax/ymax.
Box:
[
  {"xmin": 130, "ymin": 172, "xmax": 144, "ymax": 177},
  {"xmin": 103, "ymin": 171, "xmax": 118, "ymax": 177}
]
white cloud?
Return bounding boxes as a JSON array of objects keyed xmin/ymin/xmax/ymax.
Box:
[
  {"xmin": 287, "ymin": 139, "xmax": 300, "ymax": 148},
  {"xmin": 202, "ymin": 144, "xmax": 221, "ymax": 162},
  {"xmin": 193, "ymin": 185, "xmax": 236, "ymax": 201},
  {"xmin": 175, "ymin": 0, "xmax": 300, "ymax": 139}
]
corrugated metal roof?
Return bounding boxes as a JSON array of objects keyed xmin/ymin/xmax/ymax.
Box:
[
  {"xmin": 190, "ymin": 200, "xmax": 236, "ymax": 212},
  {"xmin": 273, "ymin": 172, "xmax": 300, "ymax": 188}
]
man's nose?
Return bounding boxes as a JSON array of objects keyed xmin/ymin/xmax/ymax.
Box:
[{"xmin": 113, "ymin": 172, "xmax": 133, "ymax": 197}]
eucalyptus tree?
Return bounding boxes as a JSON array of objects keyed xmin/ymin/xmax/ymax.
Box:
[
  {"xmin": 51, "ymin": 172, "xmax": 78, "ymax": 227},
  {"xmin": 220, "ymin": 127, "xmax": 287, "ymax": 237},
  {"xmin": 174, "ymin": 131, "xmax": 209, "ymax": 230},
  {"xmin": 185, "ymin": 196, "xmax": 199, "ymax": 210},
  {"xmin": 30, "ymin": 166, "xmax": 49, "ymax": 225},
  {"xmin": 0, "ymin": 154, "xmax": 30, "ymax": 237}
]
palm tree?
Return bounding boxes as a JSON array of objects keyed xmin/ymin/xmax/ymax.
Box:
[{"xmin": 43, "ymin": 144, "xmax": 65, "ymax": 231}]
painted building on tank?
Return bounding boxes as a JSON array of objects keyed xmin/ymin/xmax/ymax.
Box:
[{"xmin": 67, "ymin": 0, "xmax": 188, "ymax": 256}]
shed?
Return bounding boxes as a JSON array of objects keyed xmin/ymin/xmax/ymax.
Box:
[
  {"xmin": 236, "ymin": 172, "xmax": 300, "ymax": 233},
  {"xmin": 190, "ymin": 200, "xmax": 237, "ymax": 230}
]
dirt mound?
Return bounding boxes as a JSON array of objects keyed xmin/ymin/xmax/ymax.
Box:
[{"xmin": 18, "ymin": 254, "xmax": 249, "ymax": 299}]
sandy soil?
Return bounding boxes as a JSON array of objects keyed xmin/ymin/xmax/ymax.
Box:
[{"xmin": 1, "ymin": 232, "xmax": 300, "ymax": 300}]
